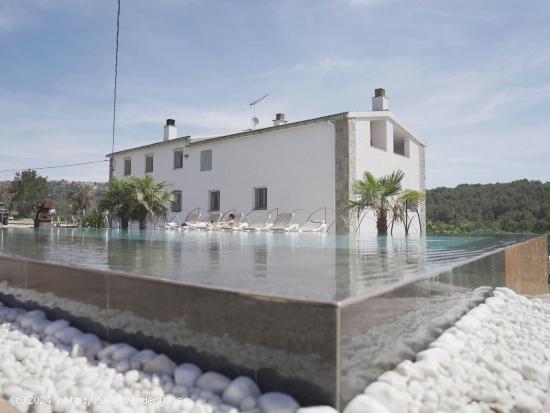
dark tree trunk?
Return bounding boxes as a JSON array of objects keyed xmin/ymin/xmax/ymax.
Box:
[
  {"xmin": 120, "ymin": 217, "xmax": 129, "ymax": 230},
  {"xmin": 139, "ymin": 218, "xmax": 147, "ymax": 230},
  {"xmin": 377, "ymin": 209, "xmax": 388, "ymax": 235}
]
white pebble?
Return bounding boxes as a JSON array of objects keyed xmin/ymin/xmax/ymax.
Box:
[
  {"xmin": 196, "ymin": 372, "xmax": 231, "ymax": 395},
  {"xmin": 143, "ymin": 353, "xmax": 177, "ymax": 376},
  {"xmin": 175, "ymin": 363, "xmax": 202, "ymax": 387},
  {"xmin": 222, "ymin": 376, "xmax": 261, "ymax": 407},
  {"xmin": 257, "ymin": 392, "xmax": 299, "ymax": 413}
]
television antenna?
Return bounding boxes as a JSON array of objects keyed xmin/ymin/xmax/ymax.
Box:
[{"xmin": 249, "ymin": 93, "xmax": 269, "ymax": 129}]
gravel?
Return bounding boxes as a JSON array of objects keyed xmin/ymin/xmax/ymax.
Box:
[
  {"xmin": 344, "ymin": 287, "xmax": 550, "ymax": 413},
  {"xmin": 0, "ymin": 301, "xmax": 307, "ymax": 413},
  {"xmin": 4, "ymin": 286, "xmax": 550, "ymax": 413}
]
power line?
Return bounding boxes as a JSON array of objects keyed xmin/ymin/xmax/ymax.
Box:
[
  {"xmin": 0, "ymin": 2, "xmax": 122, "ymax": 179},
  {"xmin": 0, "ymin": 160, "xmax": 109, "ymax": 174},
  {"xmin": 111, "ymin": 0, "xmax": 121, "ymax": 163}
]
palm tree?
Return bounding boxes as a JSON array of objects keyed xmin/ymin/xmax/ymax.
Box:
[
  {"xmin": 128, "ymin": 176, "xmax": 174, "ymax": 230},
  {"xmin": 347, "ymin": 169, "xmax": 423, "ymax": 235},
  {"xmin": 390, "ymin": 190, "xmax": 425, "ymax": 235},
  {"xmin": 99, "ymin": 177, "xmax": 174, "ymax": 230},
  {"xmin": 99, "ymin": 179, "xmax": 135, "ymax": 229}
]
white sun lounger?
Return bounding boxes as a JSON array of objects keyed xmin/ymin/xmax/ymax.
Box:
[
  {"xmin": 216, "ymin": 212, "xmax": 246, "ymax": 230},
  {"xmin": 242, "ymin": 213, "xmax": 271, "ymax": 231},
  {"xmin": 157, "ymin": 221, "xmax": 178, "ymax": 230},
  {"xmin": 178, "ymin": 211, "xmax": 201, "ymax": 230},
  {"xmin": 156, "ymin": 215, "xmax": 181, "ymax": 230},
  {"xmin": 269, "ymin": 212, "xmax": 298, "ymax": 231},
  {"xmin": 187, "ymin": 212, "xmax": 221, "ymax": 230},
  {"xmin": 297, "ymin": 220, "xmax": 327, "ymax": 232}
]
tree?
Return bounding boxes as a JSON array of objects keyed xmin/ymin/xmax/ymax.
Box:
[
  {"xmin": 391, "ymin": 190, "xmax": 425, "ymax": 235},
  {"xmin": 68, "ymin": 183, "xmax": 95, "ymax": 216},
  {"xmin": 99, "ymin": 177, "xmax": 173, "ymax": 230},
  {"xmin": 128, "ymin": 176, "xmax": 173, "ymax": 230},
  {"xmin": 347, "ymin": 169, "xmax": 423, "ymax": 235},
  {"xmin": 9, "ymin": 170, "xmax": 49, "ymax": 218},
  {"xmin": 99, "ymin": 179, "xmax": 134, "ymax": 229},
  {"xmin": 427, "ymin": 179, "xmax": 550, "ymax": 234},
  {"xmin": 0, "ymin": 181, "xmax": 11, "ymax": 205}
]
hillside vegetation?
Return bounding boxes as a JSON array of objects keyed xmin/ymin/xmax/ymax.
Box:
[
  {"xmin": 427, "ymin": 180, "xmax": 550, "ymax": 234},
  {"xmin": 0, "ymin": 176, "xmax": 107, "ymax": 219}
]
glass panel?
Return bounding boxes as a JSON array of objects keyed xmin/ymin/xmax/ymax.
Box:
[
  {"xmin": 255, "ymin": 188, "xmax": 267, "ymax": 210},
  {"xmin": 173, "ymin": 150, "xmax": 183, "ymax": 169},
  {"xmin": 201, "ymin": 150, "xmax": 212, "ymax": 171},
  {"xmin": 124, "ymin": 159, "xmax": 131, "ymax": 176},
  {"xmin": 209, "ymin": 191, "xmax": 220, "ymax": 211},
  {"xmin": 145, "ymin": 156, "xmax": 154, "ymax": 173}
]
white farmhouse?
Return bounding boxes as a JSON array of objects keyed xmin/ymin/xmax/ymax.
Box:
[{"xmin": 108, "ymin": 89, "xmax": 426, "ymax": 234}]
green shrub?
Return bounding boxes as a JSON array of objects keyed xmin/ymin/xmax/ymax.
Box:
[{"xmin": 80, "ymin": 210, "xmax": 107, "ymax": 228}]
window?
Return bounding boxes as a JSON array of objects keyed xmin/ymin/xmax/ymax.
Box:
[
  {"xmin": 173, "ymin": 149, "xmax": 184, "ymax": 169},
  {"xmin": 124, "ymin": 158, "xmax": 131, "ymax": 176},
  {"xmin": 254, "ymin": 187, "xmax": 267, "ymax": 210},
  {"xmin": 393, "ymin": 135, "xmax": 409, "ymax": 157},
  {"xmin": 209, "ymin": 190, "xmax": 220, "ymax": 211},
  {"xmin": 200, "ymin": 149, "xmax": 212, "ymax": 171},
  {"xmin": 145, "ymin": 154, "xmax": 154, "ymax": 173},
  {"xmin": 370, "ymin": 120, "xmax": 387, "ymax": 151},
  {"xmin": 171, "ymin": 190, "xmax": 182, "ymax": 212}
]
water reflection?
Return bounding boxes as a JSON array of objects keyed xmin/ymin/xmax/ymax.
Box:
[{"xmin": 0, "ymin": 228, "xmax": 532, "ymax": 302}]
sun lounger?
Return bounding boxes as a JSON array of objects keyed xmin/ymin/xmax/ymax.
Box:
[
  {"xmin": 269, "ymin": 212, "xmax": 298, "ymax": 231},
  {"xmin": 187, "ymin": 212, "xmax": 221, "ymax": 230},
  {"xmin": 242, "ymin": 213, "xmax": 271, "ymax": 231},
  {"xmin": 178, "ymin": 211, "xmax": 201, "ymax": 230},
  {"xmin": 297, "ymin": 219, "xmax": 327, "ymax": 232},
  {"xmin": 216, "ymin": 212, "xmax": 246, "ymax": 230}
]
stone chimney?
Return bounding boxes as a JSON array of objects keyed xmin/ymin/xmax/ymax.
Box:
[
  {"xmin": 272, "ymin": 113, "xmax": 288, "ymax": 127},
  {"xmin": 163, "ymin": 119, "xmax": 177, "ymax": 141},
  {"xmin": 372, "ymin": 88, "xmax": 389, "ymax": 111}
]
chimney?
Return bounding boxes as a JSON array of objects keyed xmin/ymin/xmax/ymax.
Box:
[
  {"xmin": 272, "ymin": 113, "xmax": 288, "ymax": 127},
  {"xmin": 164, "ymin": 119, "xmax": 177, "ymax": 141},
  {"xmin": 372, "ymin": 88, "xmax": 389, "ymax": 111}
]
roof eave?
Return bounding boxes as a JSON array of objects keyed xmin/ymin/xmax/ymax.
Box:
[{"xmin": 346, "ymin": 111, "xmax": 426, "ymax": 147}]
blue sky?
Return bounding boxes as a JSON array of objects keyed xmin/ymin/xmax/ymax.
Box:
[{"xmin": 0, "ymin": 0, "xmax": 549, "ymax": 188}]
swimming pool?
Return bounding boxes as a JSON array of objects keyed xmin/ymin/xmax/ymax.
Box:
[
  {"xmin": 0, "ymin": 228, "xmax": 547, "ymax": 407},
  {"xmin": 0, "ymin": 228, "xmax": 537, "ymax": 301}
]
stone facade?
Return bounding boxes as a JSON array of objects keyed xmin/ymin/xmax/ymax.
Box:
[
  {"xmin": 419, "ymin": 144, "xmax": 427, "ymax": 233},
  {"xmin": 334, "ymin": 118, "xmax": 357, "ymax": 234}
]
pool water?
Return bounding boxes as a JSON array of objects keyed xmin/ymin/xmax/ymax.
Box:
[{"xmin": 0, "ymin": 228, "xmax": 533, "ymax": 302}]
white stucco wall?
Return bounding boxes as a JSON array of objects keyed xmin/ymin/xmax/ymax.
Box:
[
  {"xmin": 112, "ymin": 122, "xmax": 336, "ymax": 227},
  {"xmin": 111, "ymin": 139, "xmax": 187, "ymax": 188},
  {"xmin": 181, "ymin": 122, "xmax": 336, "ymax": 225},
  {"xmin": 354, "ymin": 118, "xmax": 423, "ymax": 235}
]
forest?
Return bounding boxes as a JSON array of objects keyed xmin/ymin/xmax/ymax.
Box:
[
  {"xmin": 427, "ymin": 180, "xmax": 550, "ymax": 234},
  {"xmin": 2, "ymin": 172, "xmax": 550, "ymax": 235}
]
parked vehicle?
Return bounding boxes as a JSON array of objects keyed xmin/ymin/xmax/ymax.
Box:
[{"xmin": 0, "ymin": 203, "xmax": 9, "ymax": 225}]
